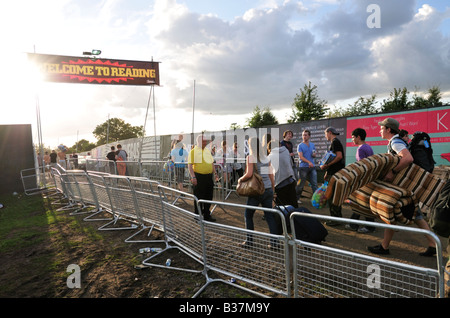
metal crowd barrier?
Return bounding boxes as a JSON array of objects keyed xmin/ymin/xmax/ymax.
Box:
[
  {"xmin": 289, "ymin": 213, "xmax": 445, "ymax": 298},
  {"xmin": 69, "ymin": 170, "xmax": 102, "ymax": 216},
  {"xmin": 85, "ymin": 159, "xmax": 232, "ymax": 208},
  {"xmin": 194, "ymin": 199, "xmax": 291, "ymax": 298},
  {"xmin": 49, "ymin": 167, "xmax": 74, "ymax": 208},
  {"xmin": 20, "ymin": 165, "xmax": 447, "ymax": 298},
  {"xmin": 21, "ymin": 166, "xmax": 54, "ymax": 196},
  {"xmin": 142, "ymin": 185, "xmax": 205, "ymax": 274}
]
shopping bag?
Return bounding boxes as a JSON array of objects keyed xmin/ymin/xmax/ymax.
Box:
[{"xmin": 311, "ymin": 182, "xmax": 328, "ymax": 209}]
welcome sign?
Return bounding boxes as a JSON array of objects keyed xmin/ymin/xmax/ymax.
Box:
[{"xmin": 28, "ymin": 53, "xmax": 160, "ymax": 86}]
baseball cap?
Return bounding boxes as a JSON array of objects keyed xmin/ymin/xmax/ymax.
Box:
[
  {"xmin": 325, "ymin": 127, "xmax": 340, "ymax": 135},
  {"xmin": 378, "ymin": 118, "xmax": 399, "ymax": 131}
]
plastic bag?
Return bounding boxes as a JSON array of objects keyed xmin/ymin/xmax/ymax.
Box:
[
  {"xmin": 163, "ymin": 160, "xmax": 174, "ymax": 172},
  {"xmin": 319, "ymin": 151, "xmax": 336, "ymax": 166},
  {"xmin": 311, "ymin": 182, "xmax": 328, "ymax": 209}
]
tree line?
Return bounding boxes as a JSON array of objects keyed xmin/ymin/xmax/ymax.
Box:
[{"xmin": 244, "ymin": 82, "xmax": 447, "ymax": 128}]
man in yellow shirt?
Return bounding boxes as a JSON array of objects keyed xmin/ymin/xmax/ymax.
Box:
[{"xmin": 188, "ymin": 133, "xmax": 217, "ymax": 221}]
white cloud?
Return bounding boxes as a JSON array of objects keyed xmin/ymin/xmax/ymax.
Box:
[{"xmin": 1, "ymin": 0, "xmax": 449, "ymax": 148}]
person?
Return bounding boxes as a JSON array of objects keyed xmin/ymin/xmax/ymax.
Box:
[
  {"xmin": 231, "ymin": 142, "xmax": 244, "ymax": 186},
  {"xmin": 215, "ymin": 140, "xmax": 233, "ymax": 189},
  {"xmin": 280, "ymin": 130, "xmax": 297, "ymax": 179},
  {"xmin": 171, "ymin": 140, "xmax": 189, "ymax": 192},
  {"xmin": 43, "ymin": 152, "xmax": 50, "ymax": 166},
  {"xmin": 37, "ymin": 152, "xmax": 43, "ymax": 167},
  {"xmin": 188, "ymin": 134, "xmax": 217, "ymax": 222},
  {"xmin": 296, "ymin": 129, "xmax": 318, "ymax": 204},
  {"xmin": 320, "ymin": 127, "xmax": 345, "ymax": 226},
  {"xmin": 239, "ymin": 137, "xmax": 278, "ymax": 247},
  {"xmin": 106, "ymin": 146, "xmax": 116, "ymax": 174},
  {"xmin": 399, "ymin": 129, "xmax": 410, "ymax": 144},
  {"xmin": 368, "ymin": 118, "xmax": 436, "ymax": 256},
  {"xmin": 43, "ymin": 151, "xmax": 51, "ymax": 174},
  {"xmin": 57, "ymin": 148, "xmax": 67, "ymax": 169},
  {"xmin": 345, "ymin": 128, "xmax": 375, "ymax": 233},
  {"xmin": 268, "ymin": 139, "xmax": 298, "ymax": 208},
  {"xmin": 72, "ymin": 153, "xmax": 79, "ymax": 169},
  {"xmin": 116, "ymin": 144, "xmax": 128, "ymax": 176},
  {"xmin": 50, "ymin": 150, "xmax": 57, "ymax": 167},
  {"xmin": 262, "ymin": 133, "xmax": 272, "ymax": 156}
]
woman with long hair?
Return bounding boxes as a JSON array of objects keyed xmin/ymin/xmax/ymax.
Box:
[{"xmin": 239, "ymin": 137, "xmax": 278, "ymax": 247}]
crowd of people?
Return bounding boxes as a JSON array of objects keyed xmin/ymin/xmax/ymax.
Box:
[
  {"xmin": 38, "ymin": 116, "xmax": 441, "ymax": 258},
  {"xmin": 106, "ymin": 144, "xmax": 128, "ymax": 176},
  {"xmin": 164, "ymin": 117, "xmax": 442, "ymax": 258}
]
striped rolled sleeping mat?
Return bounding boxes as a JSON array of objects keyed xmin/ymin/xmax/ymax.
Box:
[
  {"xmin": 348, "ymin": 180, "xmax": 417, "ymax": 225},
  {"xmin": 325, "ymin": 153, "xmax": 445, "ymax": 225},
  {"xmin": 325, "ymin": 153, "xmax": 400, "ymax": 207}
]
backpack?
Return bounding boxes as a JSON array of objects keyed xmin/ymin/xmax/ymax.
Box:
[
  {"xmin": 429, "ymin": 179, "xmax": 450, "ymax": 237},
  {"xmin": 408, "ymin": 131, "xmax": 436, "ymax": 173},
  {"xmin": 388, "ymin": 132, "xmax": 435, "ymax": 173}
]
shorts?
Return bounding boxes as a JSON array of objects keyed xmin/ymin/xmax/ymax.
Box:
[{"xmin": 175, "ymin": 166, "xmax": 185, "ymax": 183}]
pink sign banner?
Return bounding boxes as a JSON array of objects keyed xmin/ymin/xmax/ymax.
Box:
[{"xmin": 346, "ymin": 107, "xmax": 450, "ymax": 147}]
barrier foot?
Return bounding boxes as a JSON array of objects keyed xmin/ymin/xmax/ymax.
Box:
[
  {"xmin": 141, "ymin": 245, "xmax": 204, "ymax": 274},
  {"xmin": 124, "ymin": 224, "xmax": 164, "ymax": 243},
  {"xmin": 56, "ymin": 201, "xmax": 80, "ymax": 212},
  {"xmin": 97, "ymin": 216, "xmax": 139, "ymax": 231},
  {"xmin": 82, "ymin": 209, "xmax": 113, "ymax": 222},
  {"xmin": 192, "ymin": 276, "xmax": 270, "ymax": 299},
  {"xmin": 69, "ymin": 204, "xmax": 95, "ymax": 216}
]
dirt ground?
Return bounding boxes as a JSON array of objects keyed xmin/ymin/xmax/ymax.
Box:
[{"xmin": 0, "ymin": 188, "xmax": 448, "ymax": 300}]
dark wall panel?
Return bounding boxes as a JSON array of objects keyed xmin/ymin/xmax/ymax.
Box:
[{"xmin": 0, "ymin": 125, "xmax": 35, "ymax": 194}]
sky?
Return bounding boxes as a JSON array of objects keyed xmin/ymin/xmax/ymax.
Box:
[{"xmin": 1, "ymin": 0, "xmax": 450, "ymax": 149}]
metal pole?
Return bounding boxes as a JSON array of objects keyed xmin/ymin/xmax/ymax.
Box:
[
  {"xmin": 191, "ymin": 79, "xmax": 196, "ymax": 145},
  {"xmin": 106, "ymin": 113, "xmax": 110, "ymax": 145},
  {"xmin": 152, "ymin": 85, "xmax": 157, "ymax": 160},
  {"xmin": 139, "ymin": 85, "xmax": 153, "ymax": 165}
]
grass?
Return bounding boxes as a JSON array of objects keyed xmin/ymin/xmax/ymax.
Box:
[
  {"xmin": 0, "ymin": 193, "xmax": 51, "ymax": 252},
  {"xmin": 0, "ymin": 192, "xmax": 107, "ymax": 296}
]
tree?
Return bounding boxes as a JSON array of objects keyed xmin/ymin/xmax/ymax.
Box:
[
  {"xmin": 412, "ymin": 85, "xmax": 443, "ymax": 109},
  {"xmin": 229, "ymin": 122, "xmax": 241, "ymax": 130},
  {"xmin": 68, "ymin": 139, "xmax": 97, "ymax": 153},
  {"xmin": 245, "ymin": 106, "xmax": 279, "ymax": 128},
  {"xmin": 380, "ymin": 87, "xmax": 411, "ymax": 112},
  {"xmin": 329, "ymin": 95, "xmax": 379, "ymax": 117},
  {"xmin": 288, "ymin": 81, "xmax": 329, "ymax": 123},
  {"xmin": 93, "ymin": 117, "xmax": 144, "ymax": 145}
]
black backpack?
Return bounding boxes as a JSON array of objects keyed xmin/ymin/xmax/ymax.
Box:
[
  {"xmin": 408, "ymin": 131, "xmax": 436, "ymax": 173},
  {"xmin": 429, "ymin": 179, "xmax": 450, "ymax": 237}
]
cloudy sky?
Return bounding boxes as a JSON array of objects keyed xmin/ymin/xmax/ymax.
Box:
[{"xmin": 1, "ymin": 0, "xmax": 450, "ymax": 148}]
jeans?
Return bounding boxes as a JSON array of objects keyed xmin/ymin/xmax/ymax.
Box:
[
  {"xmin": 244, "ymin": 188, "xmax": 278, "ymax": 237},
  {"xmin": 193, "ymin": 172, "xmax": 214, "ymax": 218},
  {"xmin": 296, "ymin": 167, "xmax": 318, "ymax": 199}
]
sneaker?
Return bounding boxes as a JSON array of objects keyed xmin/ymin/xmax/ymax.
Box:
[
  {"xmin": 357, "ymin": 226, "xmax": 370, "ymax": 233},
  {"xmin": 204, "ymin": 215, "xmax": 216, "ymax": 222},
  {"xmin": 419, "ymin": 246, "xmax": 436, "ymax": 257},
  {"xmin": 345, "ymin": 224, "xmax": 358, "ymax": 231},
  {"xmin": 325, "ymin": 220, "xmax": 341, "ymax": 227},
  {"xmin": 368, "ymin": 244, "xmax": 390, "ymax": 255}
]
